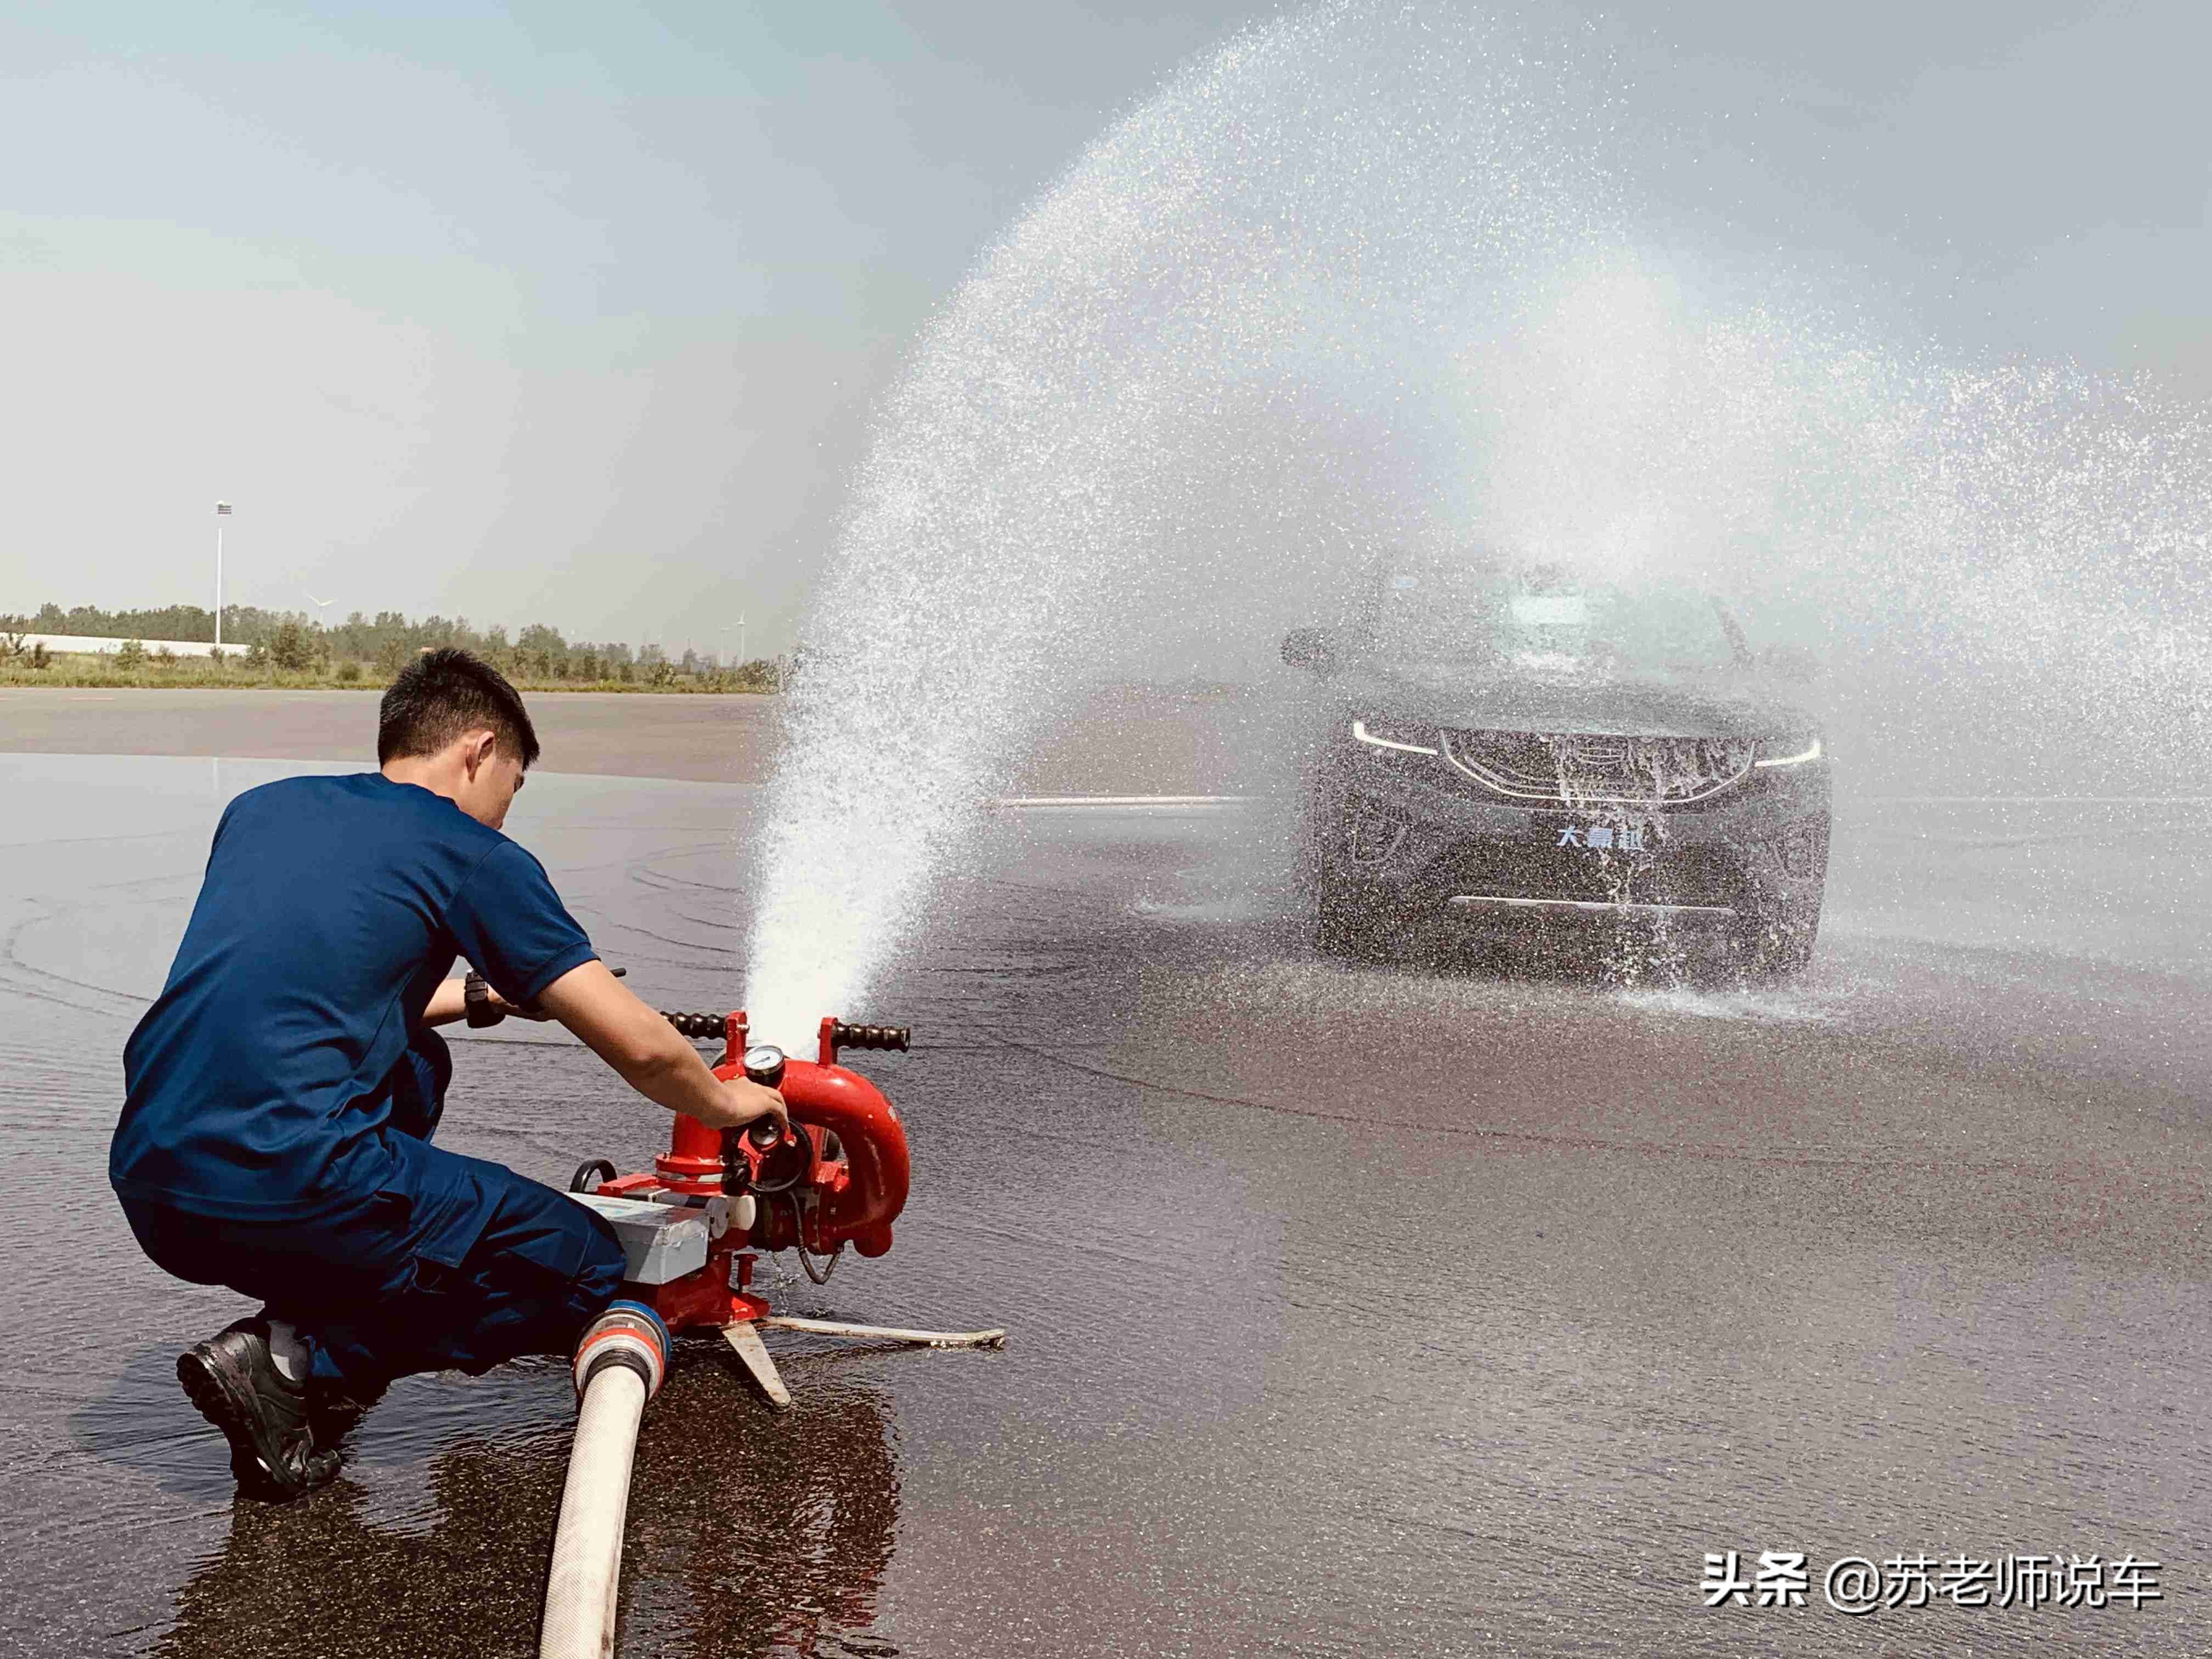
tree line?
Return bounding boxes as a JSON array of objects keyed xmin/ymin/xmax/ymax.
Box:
[{"xmin": 2, "ymin": 601, "xmax": 783, "ymax": 689}]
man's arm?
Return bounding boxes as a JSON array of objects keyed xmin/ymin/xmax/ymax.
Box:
[
  {"xmin": 421, "ymin": 975, "xmax": 553, "ymax": 1028},
  {"xmin": 422, "ymin": 978, "xmax": 478, "ymax": 1027},
  {"xmin": 534, "ymin": 961, "xmax": 786, "ymax": 1131}
]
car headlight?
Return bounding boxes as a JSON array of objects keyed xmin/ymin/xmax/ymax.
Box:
[
  {"xmin": 1753, "ymin": 736, "xmax": 1824, "ymax": 768},
  {"xmin": 1351, "ymin": 718, "xmax": 1438, "ymax": 756}
]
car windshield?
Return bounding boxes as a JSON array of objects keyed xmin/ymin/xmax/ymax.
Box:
[{"xmin": 1367, "ymin": 555, "xmax": 1742, "ymax": 675}]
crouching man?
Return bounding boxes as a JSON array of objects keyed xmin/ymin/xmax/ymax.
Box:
[{"xmin": 109, "ymin": 648, "xmax": 784, "ymax": 1498}]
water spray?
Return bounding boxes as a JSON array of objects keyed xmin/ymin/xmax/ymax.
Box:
[
  {"xmin": 741, "ymin": 0, "xmax": 2212, "ymax": 1025},
  {"xmin": 538, "ymin": 1007, "xmax": 1003, "ymax": 1659}
]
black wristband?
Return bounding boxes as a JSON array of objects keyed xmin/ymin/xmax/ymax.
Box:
[{"xmin": 464, "ymin": 972, "xmax": 505, "ymax": 1028}]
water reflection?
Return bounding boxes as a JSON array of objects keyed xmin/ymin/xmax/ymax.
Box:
[
  {"xmin": 153, "ymin": 1348, "xmax": 901, "ymax": 1659},
  {"xmin": 629, "ymin": 1351, "xmax": 902, "ymax": 1659}
]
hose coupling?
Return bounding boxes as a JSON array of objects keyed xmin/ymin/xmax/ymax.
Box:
[{"xmin": 571, "ymin": 1299, "xmax": 671, "ymax": 1402}]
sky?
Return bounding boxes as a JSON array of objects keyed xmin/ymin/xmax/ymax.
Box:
[{"xmin": 2, "ymin": 1, "xmax": 2205, "ymax": 657}]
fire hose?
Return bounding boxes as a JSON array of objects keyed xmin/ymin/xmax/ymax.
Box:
[{"xmin": 540, "ymin": 1302, "xmax": 668, "ymax": 1658}]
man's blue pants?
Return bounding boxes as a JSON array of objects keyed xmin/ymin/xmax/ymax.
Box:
[{"xmin": 121, "ymin": 1142, "xmax": 628, "ymax": 1393}]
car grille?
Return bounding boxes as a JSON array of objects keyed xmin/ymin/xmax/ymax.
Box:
[
  {"xmin": 1431, "ymin": 837, "xmax": 1751, "ymax": 911},
  {"xmin": 1441, "ymin": 730, "xmax": 1756, "ymax": 806}
]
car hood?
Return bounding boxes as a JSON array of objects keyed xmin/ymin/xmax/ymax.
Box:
[{"xmin": 1328, "ymin": 658, "xmax": 1815, "ymax": 739}]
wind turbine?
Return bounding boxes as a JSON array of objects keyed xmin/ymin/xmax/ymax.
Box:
[{"xmin": 305, "ymin": 591, "xmax": 336, "ymax": 614}]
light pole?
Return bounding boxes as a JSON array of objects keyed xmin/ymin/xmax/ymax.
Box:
[
  {"xmin": 718, "ymin": 615, "xmax": 749, "ymax": 684},
  {"xmin": 213, "ymin": 501, "xmax": 232, "ymax": 650}
]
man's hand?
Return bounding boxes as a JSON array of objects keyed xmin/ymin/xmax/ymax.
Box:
[{"xmin": 715, "ymin": 1075, "xmax": 789, "ymax": 1133}]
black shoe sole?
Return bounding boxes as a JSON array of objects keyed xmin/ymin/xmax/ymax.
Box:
[{"xmin": 177, "ymin": 1349, "xmax": 335, "ymax": 1499}]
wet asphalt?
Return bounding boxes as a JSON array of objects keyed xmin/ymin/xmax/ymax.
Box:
[{"xmin": 1, "ymin": 690, "xmax": 2207, "ymax": 1656}]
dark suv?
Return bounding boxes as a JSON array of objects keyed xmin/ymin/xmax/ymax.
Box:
[{"xmin": 1284, "ymin": 555, "xmax": 1830, "ymax": 977}]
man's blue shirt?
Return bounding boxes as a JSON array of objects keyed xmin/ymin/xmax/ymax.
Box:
[{"xmin": 111, "ymin": 773, "xmax": 597, "ymax": 1221}]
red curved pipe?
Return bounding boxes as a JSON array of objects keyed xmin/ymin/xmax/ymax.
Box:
[{"xmin": 712, "ymin": 1054, "xmax": 909, "ymax": 1257}]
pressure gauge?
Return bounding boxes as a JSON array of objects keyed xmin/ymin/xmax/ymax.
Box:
[{"xmin": 741, "ymin": 1043, "xmax": 787, "ymax": 1089}]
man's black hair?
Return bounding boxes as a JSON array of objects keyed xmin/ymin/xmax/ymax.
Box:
[{"xmin": 377, "ymin": 647, "xmax": 541, "ymax": 769}]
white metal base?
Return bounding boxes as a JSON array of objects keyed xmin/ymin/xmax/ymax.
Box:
[
  {"xmin": 759, "ymin": 1315, "xmax": 1008, "ymax": 1349},
  {"xmin": 721, "ymin": 1316, "xmax": 1007, "ymax": 1410},
  {"xmin": 720, "ymin": 1321, "xmax": 791, "ymax": 1408}
]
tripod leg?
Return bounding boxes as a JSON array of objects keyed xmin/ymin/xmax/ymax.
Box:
[
  {"xmin": 757, "ymin": 1314, "xmax": 1007, "ymax": 1350},
  {"xmin": 720, "ymin": 1321, "xmax": 792, "ymax": 1408}
]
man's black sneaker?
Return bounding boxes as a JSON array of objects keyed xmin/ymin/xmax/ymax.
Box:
[
  {"xmin": 176, "ymin": 1318, "xmax": 340, "ymax": 1499},
  {"xmin": 306, "ymin": 1378, "xmax": 387, "ymax": 1446}
]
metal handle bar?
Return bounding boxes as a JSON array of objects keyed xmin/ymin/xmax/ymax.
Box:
[
  {"xmin": 829, "ymin": 1022, "xmax": 910, "ymax": 1052},
  {"xmin": 655, "ymin": 1013, "xmax": 913, "ymax": 1051},
  {"xmin": 659, "ymin": 1011, "xmax": 727, "ymax": 1039}
]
